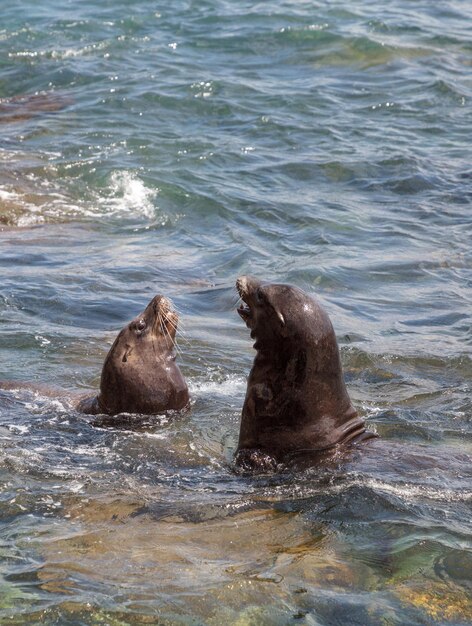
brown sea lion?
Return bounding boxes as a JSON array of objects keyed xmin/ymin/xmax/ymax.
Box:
[
  {"xmin": 0, "ymin": 92, "xmax": 72, "ymax": 124},
  {"xmin": 235, "ymin": 276, "xmax": 375, "ymax": 471},
  {"xmin": 77, "ymin": 295, "xmax": 189, "ymax": 416}
]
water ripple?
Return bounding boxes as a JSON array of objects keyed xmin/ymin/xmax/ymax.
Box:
[{"xmin": 1, "ymin": 0, "xmax": 472, "ymax": 622}]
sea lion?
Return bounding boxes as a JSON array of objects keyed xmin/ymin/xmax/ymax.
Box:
[
  {"xmin": 77, "ymin": 294, "xmax": 189, "ymax": 416},
  {"xmin": 0, "ymin": 92, "xmax": 72, "ymax": 123},
  {"xmin": 235, "ymin": 276, "xmax": 375, "ymax": 471}
]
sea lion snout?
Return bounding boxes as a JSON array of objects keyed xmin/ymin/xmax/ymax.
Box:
[
  {"xmin": 236, "ymin": 276, "xmax": 286, "ymax": 331},
  {"xmin": 236, "ymin": 276, "xmax": 247, "ymax": 296},
  {"xmin": 149, "ymin": 294, "xmax": 171, "ymax": 314},
  {"xmin": 236, "ymin": 275, "xmax": 262, "ymax": 299},
  {"xmin": 143, "ymin": 295, "xmax": 178, "ymax": 339}
]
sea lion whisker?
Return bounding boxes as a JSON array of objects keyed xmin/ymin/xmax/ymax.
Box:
[
  {"xmin": 174, "ymin": 325, "xmax": 189, "ymax": 339},
  {"xmin": 177, "ymin": 332, "xmax": 190, "ymax": 348},
  {"xmin": 164, "ymin": 321, "xmax": 174, "ymax": 347},
  {"xmin": 164, "ymin": 297, "xmax": 182, "ymax": 321},
  {"xmin": 161, "ymin": 308, "xmax": 187, "ymax": 336},
  {"xmin": 169, "ymin": 329, "xmax": 189, "ymax": 351},
  {"xmin": 163, "ymin": 318, "xmax": 173, "ymax": 348},
  {"xmin": 166, "ymin": 313, "xmax": 187, "ymax": 333},
  {"xmin": 162, "ymin": 311, "xmax": 178, "ymax": 329},
  {"xmin": 233, "ymin": 292, "xmax": 244, "ymax": 307},
  {"xmin": 173, "ymin": 317, "xmax": 187, "ymax": 331},
  {"xmin": 157, "ymin": 312, "xmax": 171, "ymax": 349},
  {"xmin": 173, "ymin": 338, "xmax": 185, "ymax": 358},
  {"xmin": 161, "ymin": 312, "xmax": 179, "ymax": 344},
  {"xmin": 157, "ymin": 307, "xmax": 183, "ymax": 355},
  {"xmin": 171, "ymin": 326, "xmax": 190, "ymax": 347},
  {"xmin": 164, "ymin": 318, "xmax": 184, "ymax": 357},
  {"xmin": 162, "ymin": 313, "xmax": 190, "ymax": 345}
]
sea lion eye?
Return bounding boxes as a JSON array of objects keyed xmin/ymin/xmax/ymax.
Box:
[
  {"xmin": 136, "ymin": 319, "xmax": 146, "ymax": 332},
  {"xmin": 256, "ymin": 288, "xmax": 266, "ymax": 303}
]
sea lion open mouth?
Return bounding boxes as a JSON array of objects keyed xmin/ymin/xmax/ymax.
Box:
[
  {"xmin": 236, "ymin": 275, "xmax": 263, "ymax": 328},
  {"xmin": 236, "ymin": 276, "xmax": 286, "ymax": 337},
  {"xmin": 237, "ymin": 302, "xmax": 251, "ymax": 322}
]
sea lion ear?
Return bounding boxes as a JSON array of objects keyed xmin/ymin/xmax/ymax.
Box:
[
  {"xmin": 122, "ymin": 344, "xmax": 133, "ymax": 363},
  {"xmin": 275, "ymin": 309, "xmax": 285, "ymax": 327}
]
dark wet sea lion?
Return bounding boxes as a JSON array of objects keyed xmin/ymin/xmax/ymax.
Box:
[
  {"xmin": 77, "ymin": 295, "xmax": 189, "ymax": 416},
  {"xmin": 0, "ymin": 295, "xmax": 188, "ymax": 417},
  {"xmin": 235, "ymin": 276, "xmax": 375, "ymax": 471},
  {"xmin": 0, "ymin": 92, "xmax": 72, "ymax": 123}
]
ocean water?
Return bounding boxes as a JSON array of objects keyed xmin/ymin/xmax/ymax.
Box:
[{"xmin": 1, "ymin": 0, "xmax": 471, "ymax": 624}]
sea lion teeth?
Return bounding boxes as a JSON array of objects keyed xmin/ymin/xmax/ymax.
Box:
[{"xmin": 237, "ymin": 304, "xmax": 251, "ymax": 322}]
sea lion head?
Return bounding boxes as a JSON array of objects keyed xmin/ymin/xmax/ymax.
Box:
[
  {"xmin": 97, "ymin": 295, "xmax": 189, "ymax": 416},
  {"xmin": 236, "ymin": 275, "xmax": 337, "ymax": 359},
  {"xmin": 235, "ymin": 276, "xmax": 368, "ymax": 470}
]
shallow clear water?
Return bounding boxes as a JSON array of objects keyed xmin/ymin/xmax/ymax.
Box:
[{"xmin": 1, "ymin": 0, "xmax": 471, "ymax": 624}]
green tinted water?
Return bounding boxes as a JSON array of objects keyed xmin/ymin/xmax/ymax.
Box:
[{"xmin": 1, "ymin": 0, "xmax": 471, "ymax": 623}]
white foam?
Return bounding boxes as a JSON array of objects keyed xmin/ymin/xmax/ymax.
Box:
[
  {"xmin": 189, "ymin": 374, "xmax": 246, "ymax": 398},
  {"xmin": 8, "ymin": 41, "xmax": 110, "ymax": 60},
  {"xmin": 8, "ymin": 424, "xmax": 30, "ymax": 435},
  {"xmin": 0, "ymin": 189, "xmax": 17, "ymax": 200},
  {"xmin": 34, "ymin": 335, "xmax": 51, "ymax": 346},
  {"xmin": 361, "ymin": 404, "xmax": 384, "ymax": 416},
  {"xmin": 268, "ymin": 475, "xmax": 472, "ymax": 505},
  {"xmin": 0, "ymin": 147, "xmax": 164, "ymax": 224},
  {"xmin": 142, "ymin": 431, "xmax": 169, "ymax": 439},
  {"xmin": 23, "ymin": 395, "xmax": 70, "ymax": 415},
  {"xmin": 103, "ymin": 170, "xmax": 158, "ymax": 219},
  {"xmin": 341, "ymin": 475, "xmax": 472, "ymax": 503}
]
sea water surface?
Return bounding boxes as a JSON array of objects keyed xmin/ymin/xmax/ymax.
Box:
[{"xmin": 1, "ymin": 0, "xmax": 471, "ymax": 624}]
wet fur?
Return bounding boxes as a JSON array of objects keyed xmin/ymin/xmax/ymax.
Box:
[
  {"xmin": 235, "ymin": 276, "xmax": 375, "ymax": 472},
  {"xmin": 77, "ymin": 295, "xmax": 189, "ymax": 417}
]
